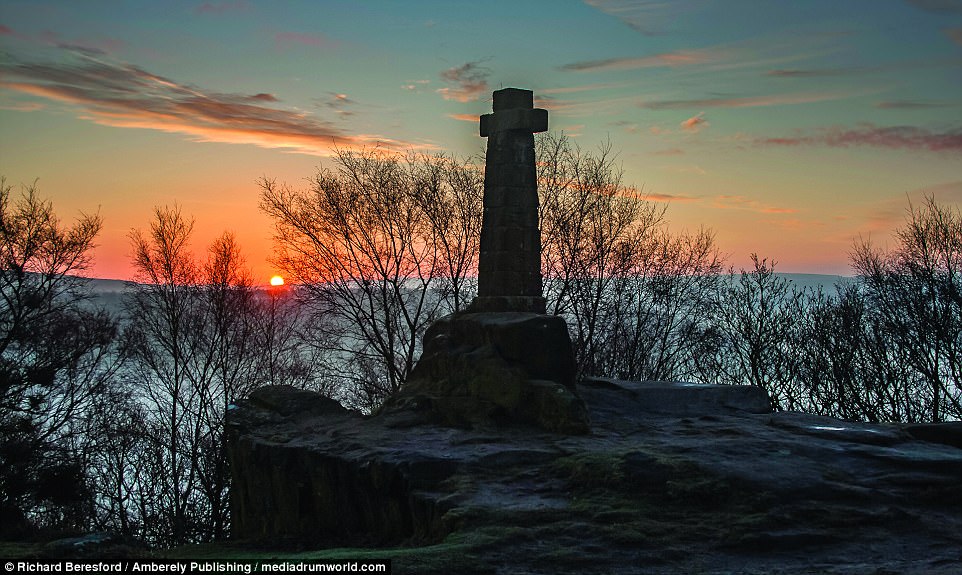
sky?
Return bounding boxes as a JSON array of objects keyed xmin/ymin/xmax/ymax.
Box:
[{"xmin": 1, "ymin": 0, "xmax": 960, "ymax": 282}]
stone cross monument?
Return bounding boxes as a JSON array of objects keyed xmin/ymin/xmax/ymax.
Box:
[
  {"xmin": 380, "ymin": 87, "xmax": 588, "ymax": 434},
  {"xmin": 471, "ymin": 88, "xmax": 549, "ymax": 314}
]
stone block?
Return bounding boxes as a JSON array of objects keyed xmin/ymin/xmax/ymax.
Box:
[
  {"xmin": 492, "ymin": 87, "xmax": 534, "ymax": 111},
  {"xmin": 381, "ymin": 312, "xmax": 587, "ymax": 434},
  {"xmin": 481, "ymin": 207, "xmax": 538, "ymax": 228},
  {"xmin": 487, "ymin": 165, "xmax": 537, "ymax": 189},
  {"xmin": 480, "ymin": 109, "xmax": 548, "ymax": 136},
  {"xmin": 482, "ymin": 186, "xmax": 508, "ymax": 208}
]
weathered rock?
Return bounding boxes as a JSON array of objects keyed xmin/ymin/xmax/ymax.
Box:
[
  {"xmin": 584, "ymin": 377, "xmax": 774, "ymax": 415},
  {"xmin": 379, "ymin": 312, "xmax": 589, "ymax": 434},
  {"xmin": 36, "ymin": 533, "xmax": 148, "ymax": 561},
  {"xmin": 903, "ymin": 421, "xmax": 962, "ymax": 449},
  {"xmin": 227, "ymin": 381, "xmax": 962, "ymax": 574},
  {"xmin": 226, "ymin": 386, "xmax": 452, "ymax": 545}
]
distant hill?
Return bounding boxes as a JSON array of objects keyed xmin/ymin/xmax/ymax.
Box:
[
  {"xmin": 776, "ymin": 273, "xmax": 854, "ymax": 294},
  {"xmin": 72, "ymin": 273, "xmax": 855, "ymax": 314},
  {"xmin": 85, "ymin": 278, "xmax": 132, "ymax": 293},
  {"xmin": 79, "ymin": 277, "xmax": 131, "ymax": 312}
]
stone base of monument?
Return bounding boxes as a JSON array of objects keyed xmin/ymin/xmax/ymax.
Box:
[{"xmin": 378, "ymin": 312, "xmax": 590, "ymax": 434}]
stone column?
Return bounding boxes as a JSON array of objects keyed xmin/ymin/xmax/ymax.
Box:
[
  {"xmin": 382, "ymin": 87, "xmax": 588, "ymax": 435},
  {"xmin": 471, "ymin": 88, "xmax": 548, "ymax": 314}
]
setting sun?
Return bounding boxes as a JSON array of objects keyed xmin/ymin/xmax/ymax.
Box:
[{"xmin": 269, "ymin": 275, "xmax": 285, "ymax": 287}]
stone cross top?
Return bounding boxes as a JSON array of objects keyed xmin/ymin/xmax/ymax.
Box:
[{"xmin": 471, "ymin": 88, "xmax": 549, "ymax": 314}]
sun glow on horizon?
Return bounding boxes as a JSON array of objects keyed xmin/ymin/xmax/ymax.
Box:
[{"xmin": 269, "ymin": 275, "xmax": 285, "ymax": 287}]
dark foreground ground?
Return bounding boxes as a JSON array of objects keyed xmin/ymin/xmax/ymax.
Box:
[
  {"xmin": 218, "ymin": 380, "xmax": 962, "ymax": 574},
  {"xmin": 6, "ymin": 380, "xmax": 960, "ymax": 573}
]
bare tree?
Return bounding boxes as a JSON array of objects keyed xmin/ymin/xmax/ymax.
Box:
[
  {"xmin": 0, "ymin": 178, "xmax": 119, "ymax": 533},
  {"xmin": 259, "ymin": 148, "xmax": 482, "ymax": 410},
  {"xmin": 704, "ymin": 255, "xmax": 805, "ymax": 410},
  {"xmin": 536, "ymin": 133, "xmax": 724, "ymax": 380},
  {"xmin": 852, "ymin": 195, "xmax": 962, "ymax": 421},
  {"xmin": 121, "ymin": 206, "xmax": 326, "ymax": 544},
  {"xmin": 538, "ymin": 134, "xmax": 659, "ymax": 373},
  {"xmin": 605, "ymin": 226, "xmax": 724, "ymax": 382},
  {"xmin": 123, "ymin": 205, "xmax": 202, "ymax": 544}
]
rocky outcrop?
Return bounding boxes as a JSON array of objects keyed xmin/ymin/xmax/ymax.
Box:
[
  {"xmin": 379, "ymin": 312, "xmax": 589, "ymax": 434},
  {"xmin": 226, "ymin": 386, "xmax": 451, "ymax": 545},
  {"xmin": 226, "ymin": 381, "xmax": 962, "ymax": 574}
]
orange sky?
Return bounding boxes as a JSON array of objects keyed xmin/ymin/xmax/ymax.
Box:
[{"xmin": 1, "ymin": 1, "xmax": 960, "ymax": 281}]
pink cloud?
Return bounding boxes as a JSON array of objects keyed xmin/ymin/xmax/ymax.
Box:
[
  {"xmin": 680, "ymin": 112, "xmax": 708, "ymax": 132},
  {"xmin": 645, "ymin": 192, "xmax": 700, "ymax": 203},
  {"xmin": 534, "ymin": 94, "xmax": 587, "ymax": 113},
  {"xmin": 758, "ymin": 124, "xmax": 962, "ymax": 152},
  {"xmin": 583, "ymin": 0, "xmax": 709, "ymax": 36},
  {"xmin": 0, "ymin": 24, "xmax": 14, "ymax": 35},
  {"xmin": 0, "ymin": 52, "xmax": 413, "ymax": 156},
  {"xmin": 765, "ymin": 68, "xmax": 849, "ymax": 78},
  {"xmin": 540, "ymin": 82, "xmax": 627, "ymax": 95},
  {"xmin": 642, "ymin": 91, "xmax": 848, "ymax": 110},
  {"xmin": 714, "ymin": 195, "xmax": 796, "ymax": 214},
  {"xmin": 448, "ymin": 113, "xmax": 480, "ymax": 122},
  {"xmin": 875, "ymin": 100, "xmax": 949, "ymax": 109},
  {"xmin": 0, "ymin": 101, "xmax": 44, "ymax": 112},
  {"xmin": 561, "ymin": 48, "xmax": 719, "ymax": 72},
  {"xmin": 274, "ymin": 31, "xmax": 335, "ymax": 50},
  {"xmin": 437, "ymin": 61, "xmax": 490, "ymax": 102},
  {"xmin": 945, "ymin": 27, "xmax": 962, "ymax": 46}
]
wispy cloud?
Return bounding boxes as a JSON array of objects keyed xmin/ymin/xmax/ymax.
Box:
[
  {"xmin": 645, "ymin": 192, "xmax": 700, "ymax": 203},
  {"xmin": 0, "ymin": 101, "xmax": 45, "ymax": 112},
  {"xmin": 650, "ymin": 147, "xmax": 684, "ymax": 156},
  {"xmin": 447, "ymin": 113, "xmax": 479, "ymax": 122},
  {"xmin": 641, "ymin": 91, "xmax": 849, "ymax": 110},
  {"xmin": 401, "ymin": 79, "xmax": 430, "ymax": 91},
  {"xmin": 317, "ymin": 92, "xmax": 356, "ymax": 117},
  {"xmin": 583, "ymin": 0, "xmax": 709, "ymax": 35},
  {"xmin": 764, "ymin": 68, "xmax": 850, "ymax": 78},
  {"xmin": 0, "ymin": 25, "xmax": 14, "ymax": 35},
  {"xmin": 561, "ymin": 47, "xmax": 719, "ymax": 72},
  {"xmin": 714, "ymin": 195, "xmax": 796, "ymax": 214},
  {"xmin": 757, "ymin": 124, "xmax": 962, "ymax": 152},
  {"xmin": 193, "ymin": 1, "xmax": 251, "ymax": 15},
  {"xmin": 437, "ymin": 60, "xmax": 490, "ymax": 102},
  {"xmin": 0, "ymin": 50, "xmax": 411, "ymax": 155},
  {"xmin": 680, "ymin": 112, "xmax": 708, "ymax": 132},
  {"xmin": 540, "ymin": 82, "xmax": 628, "ymax": 95},
  {"xmin": 875, "ymin": 99, "xmax": 951, "ymax": 109},
  {"xmin": 531, "ymin": 93, "xmax": 637, "ymax": 117},
  {"xmin": 904, "ymin": 0, "xmax": 962, "ymax": 14},
  {"xmin": 533, "ymin": 93, "xmax": 581, "ymax": 112},
  {"xmin": 274, "ymin": 31, "xmax": 335, "ymax": 50},
  {"xmin": 661, "ymin": 164, "xmax": 707, "ymax": 175},
  {"xmin": 945, "ymin": 27, "xmax": 962, "ymax": 46}
]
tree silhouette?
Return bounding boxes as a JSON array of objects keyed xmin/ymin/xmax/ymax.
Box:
[
  {"xmin": 0, "ymin": 178, "xmax": 118, "ymax": 534},
  {"xmin": 260, "ymin": 148, "xmax": 483, "ymax": 410}
]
